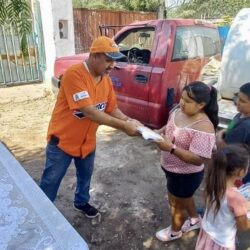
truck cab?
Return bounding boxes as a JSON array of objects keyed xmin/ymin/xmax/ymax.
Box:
[{"xmin": 110, "ymin": 19, "xmax": 220, "ymax": 127}]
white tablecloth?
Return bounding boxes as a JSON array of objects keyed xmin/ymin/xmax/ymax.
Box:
[{"xmin": 0, "ymin": 142, "xmax": 89, "ymax": 250}]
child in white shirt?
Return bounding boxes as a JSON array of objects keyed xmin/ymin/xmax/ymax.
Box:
[{"xmin": 196, "ymin": 144, "xmax": 250, "ymax": 250}]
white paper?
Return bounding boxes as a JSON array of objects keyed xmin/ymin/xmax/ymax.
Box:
[{"xmin": 137, "ymin": 126, "xmax": 163, "ymax": 141}]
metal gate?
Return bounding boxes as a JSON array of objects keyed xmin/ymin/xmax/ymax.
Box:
[{"xmin": 0, "ymin": 0, "xmax": 45, "ymax": 86}]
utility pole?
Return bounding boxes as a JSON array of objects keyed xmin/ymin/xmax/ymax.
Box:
[{"xmin": 158, "ymin": 0, "xmax": 167, "ymax": 19}]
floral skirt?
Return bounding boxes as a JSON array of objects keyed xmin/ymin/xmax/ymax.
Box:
[{"xmin": 195, "ymin": 229, "xmax": 235, "ymax": 250}]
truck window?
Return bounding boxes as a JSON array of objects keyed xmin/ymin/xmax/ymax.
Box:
[
  {"xmin": 116, "ymin": 28, "xmax": 155, "ymax": 64},
  {"xmin": 200, "ymin": 28, "xmax": 221, "ymax": 57},
  {"xmin": 172, "ymin": 26, "xmax": 220, "ymax": 61}
]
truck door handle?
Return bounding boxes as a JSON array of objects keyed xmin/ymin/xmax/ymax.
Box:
[{"xmin": 135, "ymin": 74, "xmax": 148, "ymax": 84}]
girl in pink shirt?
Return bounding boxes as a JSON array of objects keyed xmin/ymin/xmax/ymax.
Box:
[
  {"xmin": 196, "ymin": 144, "xmax": 250, "ymax": 250},
  {"xmin": 154, "ymin": 81, "xmax": 218, "ymax": 242}
]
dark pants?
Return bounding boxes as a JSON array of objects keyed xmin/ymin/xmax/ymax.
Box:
[{"xmin": 40, "ymin": 143, "xmax": 95, "ymax": 205}]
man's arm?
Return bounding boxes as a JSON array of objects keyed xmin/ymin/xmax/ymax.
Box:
[
  {"xmin": 109, "ymin": 108, "xmax": 142, "ymax": 126},
  {"xmin": 79, "ymin": 105, "xmax": 138, "ymax": 136},
  {"xmin": 108, "ymin": 107, "xmax": 129, "ymax": 121}
]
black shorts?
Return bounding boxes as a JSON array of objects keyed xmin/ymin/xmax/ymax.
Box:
[{"xmin": 162, "ymin": 167, "xmax": 204, "ymax": 198}]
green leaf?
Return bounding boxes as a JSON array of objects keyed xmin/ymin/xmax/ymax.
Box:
[
  {"xmin": 20, "ymin": 34, "xmax": 29, "ymax": 57},
  {"xmin": 1, "ymin": 0, "xmax": 32, "ymax": 56},
  {"xmin": 0, "ymin": 0, "xmax": 8, "ymax": 24}
]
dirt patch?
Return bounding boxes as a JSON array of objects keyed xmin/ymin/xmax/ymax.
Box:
[{"xmin": 0, "ymin": 89, "xmax": 249, "ymax": 250}]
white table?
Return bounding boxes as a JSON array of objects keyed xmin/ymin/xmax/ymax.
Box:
[{"xmin": 0, "ymin": 142, "xmax": 89, "ymax": 250}]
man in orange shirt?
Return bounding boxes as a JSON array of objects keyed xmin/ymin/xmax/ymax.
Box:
[{"xmin": 40, "ymin": 36, "xmax": 140, "ymax": 218}]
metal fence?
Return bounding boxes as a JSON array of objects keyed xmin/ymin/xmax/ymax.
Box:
[
  {"xmin": 73, "ymin": 8, "xmax": 157, "ymax": 54},
  {"xmin": 0, "ymin": 1, "xmax": 45, "ymax": 86}
]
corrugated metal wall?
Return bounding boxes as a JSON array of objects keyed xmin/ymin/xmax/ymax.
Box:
[{"xmin": 73, "ymin": 8, "xmax": 157, "ymax": 54}]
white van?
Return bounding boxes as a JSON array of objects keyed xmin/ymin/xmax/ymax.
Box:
[{"xmin": 218, "ymin": 8, "xmax": 250, "ymax": 127}]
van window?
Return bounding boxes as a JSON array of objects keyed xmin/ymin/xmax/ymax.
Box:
[
  {"xmin": 172, "ymin": 26, "xmax": 220, "ymax": 61},
  {"xmin": 115, "ymin": 28, "xmax": 155, "ymax": 64}
]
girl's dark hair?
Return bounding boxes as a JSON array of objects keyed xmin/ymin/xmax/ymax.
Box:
[
  {"xmin": 206, "ymin": 144, "xmax": 250, "ymax": 216},
  {"xmin": 240, "ymin": 82, "xmax": 250, "ymax": 99},
  {"xmin": 183, "ymin": 81, "xmax": 219, "ymax": 129}
]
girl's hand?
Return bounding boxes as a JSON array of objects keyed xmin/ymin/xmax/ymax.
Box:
[
  {"xmin": 216, "ymin": 129, "xmax": 225, "ymax": 140},
  {"xmin": 216, "ymin": 129, "xmax": 226, "ymax": 148},
  {"xmin": 153, "ymin": 129, "xmax": 161, "ymax": 134},
  {"xmin": 154, "ymin": 133, "xmax": 173, "ymax": 152},
  {"xmin": 153, "ymin": 125, "xmax": 166, "ymax": 135}
]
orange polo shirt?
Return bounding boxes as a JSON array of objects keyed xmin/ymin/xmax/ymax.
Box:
[{"xmin": 47, "ymin": 63, "xmax": 117, "ymax": 158}]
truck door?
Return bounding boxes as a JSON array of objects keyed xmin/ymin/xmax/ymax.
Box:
[{"xmin": 110, "ymin": 27, "xmax": 155, "ymax": 124}]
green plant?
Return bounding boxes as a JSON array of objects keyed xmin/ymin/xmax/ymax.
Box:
[
  {"xmin": 72, "ymin": 0, "xmax": 160, "ymax": 12},
  {"xmin": 168, "ymin": 0, "xmax": 250, "ymax": 19},
  {"xmin": 0, "ymin": 0, "xmax": 32, "ymax": 57}
]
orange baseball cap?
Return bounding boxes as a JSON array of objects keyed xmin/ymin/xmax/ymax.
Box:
[{"xmin": 89, "ymin": 36, "xmax": 126, "ymax": 60}]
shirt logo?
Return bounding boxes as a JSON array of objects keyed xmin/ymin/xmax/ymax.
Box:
[
  {"xmin": 95, "ymin": 102, "xmax": 106, "ymax": 111},
  {"xmin": 73, "ymin": 91, "xmax": 89, "ymax": 102}
]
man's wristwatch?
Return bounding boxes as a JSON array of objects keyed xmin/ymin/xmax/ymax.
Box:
[{"xmin": 170, "ymin": 144, "xmax": 176, "ymax": 154}]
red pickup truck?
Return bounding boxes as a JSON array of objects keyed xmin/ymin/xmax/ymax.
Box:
[{"xmin": 52, "ymin": 19, "xmax": 221, "ymax": 128}]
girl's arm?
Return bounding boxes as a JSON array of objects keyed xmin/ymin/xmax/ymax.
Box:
[
  {"xmin": 228, "ymin": 190, "xmax": 250, "ymax": 231},
  {"xmin": 236, "ymin": 215, "xmax": 250, "ymax": 231},
  {"xmin": 154, "ymin": 134, "xmax": 204, "ymax": 166},
  {"xmin": 216, "ymin": 129, "xmax": 227, "ymax": 149},
  {"xmin": 154, "ymin": 125, "xmax": 166, "ymax": 135}
]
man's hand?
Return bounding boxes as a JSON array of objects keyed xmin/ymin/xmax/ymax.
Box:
[
  {"xmin": 127, "ymin": 118, "xmax": 143, "ymax": 127},
  {"xmin": 123, "ymin": 120, "xmax": 140, "ymax": 136},
  {"xmin": 109, "ymin": 108, "xmax": 143, "ymax": 126}
]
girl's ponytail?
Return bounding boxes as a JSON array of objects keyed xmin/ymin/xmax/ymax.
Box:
[
  {"xmin": 206, "ymin": 149, "xmax": 227, "ymax": 216},
  {"xmin": 204, "ymin": 86, "xmax": 219, "ymax": 129}
]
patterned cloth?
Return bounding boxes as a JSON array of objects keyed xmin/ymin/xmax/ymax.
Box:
[{"xmin": 161, "ymin": 109, "xmax": 215, "ymax": 174}]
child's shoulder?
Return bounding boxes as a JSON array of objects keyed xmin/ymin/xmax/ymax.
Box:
[
  {"xmin": 226, "ymin": 187, "xmax": 247, "ymax": 216},
  {"xmin": 226, "ymin": 187, "xmax": 243, "ymax": 198}
]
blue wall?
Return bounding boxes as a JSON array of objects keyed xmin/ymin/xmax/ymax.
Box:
[{"xmin": 218, "ymin": 26, "xmax": 230, "ymax": 52}]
